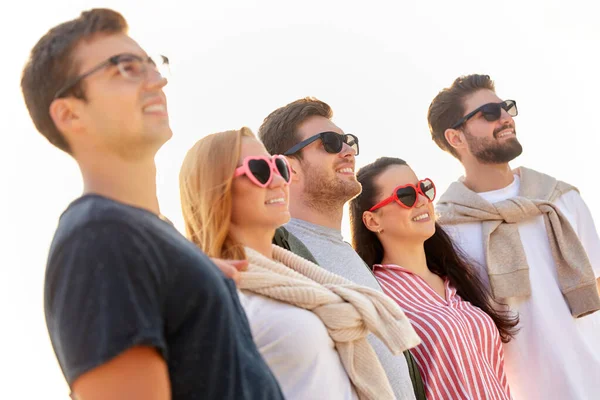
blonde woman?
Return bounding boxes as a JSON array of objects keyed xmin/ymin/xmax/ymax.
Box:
[{"xmin": 179, "ymin": 127, "xmax": 420, "ymax": 400}]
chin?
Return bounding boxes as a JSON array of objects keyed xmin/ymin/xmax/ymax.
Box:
[
  {"xmin": 343, "ymin": 180, "xmax": 362, "ymax": 198},
  {"xmin": 420, "ymin": 223, "xmax": 436, "ymax": 240},
  {"xmin": 146, "ymin": 121, "xmax": 172, "ymax": 138},
  {"xmin": 273, "ymin": 212, "xmax": 291, "ymax": 228},
  {"xmin": 158, "ymin": 126, "xmax": 174, "ymax": 142}
]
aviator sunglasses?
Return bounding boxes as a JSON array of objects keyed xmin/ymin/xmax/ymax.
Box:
[
  {"xmin": 234, "ymin": 155, "xmax": 292, "ymax": 188},
  {"xmin": 451, "ymin": 100, "xmax": 518, "ymax": 129},
  {"xmin": 284, "ymin": 131, "xmax": 360, "ymax": 156},
  {"xmin": 369, "ymin": 178, "xmax": 436, "ymax": 211}
]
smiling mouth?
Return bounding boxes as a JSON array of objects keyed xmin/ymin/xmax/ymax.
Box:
[
  {"xmin": 336, "ymin": 167, "xmax": 354, "ymax": 174},
  {"xmin": 265, "ymin": 197, "xmax": 285, "ymax": 205},
  {"xmin": 496, "ymin": 129, "xmax": 515, "ymax": 139},
  {"xmin": 412, "ymin": 212, "xmax": 430, "ymax": 222},
  {"xmin": 143, "ymin": 104, "xmax": 167, "ymax": 114}
]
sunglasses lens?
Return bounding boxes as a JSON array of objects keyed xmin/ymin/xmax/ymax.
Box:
[
  {"xmin": 396, "ymin": 187, "xmax": 417, "ymax": 208},
  {"xmin": 345, "ymin": 134, "xmax": 359, "ymax": 155},
  {"xmin": 482, "ymin": 103, "xmax": 502, "ymax": 122},
  {"xmin": 321, "ymin": 132, "xmax": 344, "ymax": 153},
  {"xmin": 275, "ymin": 157, "xmax": 291, "ymax": 182},
  {"xmin": 248, "ymin": 159, "xmax": 271, "ymax": 184},
  {"xmin": 504, "ymin": 100, "xmax": 518, "ymax": 116},
  {"xmin": 420, "ymin": 179, "xmax": 436, "ymax": 201}
]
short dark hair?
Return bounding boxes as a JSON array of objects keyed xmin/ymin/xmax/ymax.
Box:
[
  {"xmin": 258, "ymin": 97, "xmax": 333, "ymax": 159},
  {"xmin": 21, "ymin": 8, "xmax": 128, "ymax": 154},
  {"xmin": 427, "ymin": 74, "xmax": 495, "ymax": 159}
]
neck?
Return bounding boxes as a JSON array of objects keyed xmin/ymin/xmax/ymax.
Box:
[
  {"xmin": 380, "ymin": 238, "xmax": 429, "ymax": 277},
  {"xmin": 231, "ymin": 226, "xmax": 275, "ymax": 260},
  {"xmin": 288, "ymin": 193, "xmax": 344, "ymax": 230},
  {"xmin": 462, "ymin": 160, "xmax": 514, "ymax": 193},
  {"xmin": 78, "ymin": 152, "xmax": 160, "ymax": 215}
]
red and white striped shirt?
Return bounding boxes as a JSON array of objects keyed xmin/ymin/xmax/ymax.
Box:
[{"xmin": 374, "ymin": 264, "xmax": 511, "ymax": 400}]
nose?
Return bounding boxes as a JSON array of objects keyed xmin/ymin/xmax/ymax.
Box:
[
  {"xmin": 415, "ymin": 192, "xmax": 430, "ymax": 208},
  {"xmin": 499, "ymin": 108, "xmax": 514, "ymax": 124},
  {"xmin": 145, "ymin": 68, "xmax": 168, "ymax": 90},
  {"xmin": 339, "ymin": 142, "xmax": 356, "ymax": 159},
  {"xmin": 269, "ymin": 171, "xmax": 289, "ymax": 188}
]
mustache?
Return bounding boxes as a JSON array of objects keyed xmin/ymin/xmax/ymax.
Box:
[
  {"xmin": 493, "ymin": 123, "xmax": 516, "ymax": 138},
  {"xmin": 335, "ymin": 160, "xmax": 355, "ymax": 170}
]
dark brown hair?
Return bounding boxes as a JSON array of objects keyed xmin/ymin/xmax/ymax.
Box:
[
  {"xmin": 258, "ymin": 97, "xmax": 333, "ymax": 159},
  {"xmin": 427, "ymin": 74, "xmax": 495, "ymax": 159},
  {"xmin": 349, "ymin": 157, "xmax": 519, "ymax": 342},
  {"xmin": 21, "ymin": 8, "xmax": 128, "ymax": 154}
]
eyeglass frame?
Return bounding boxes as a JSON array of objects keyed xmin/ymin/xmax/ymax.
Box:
[
  {"xmin": 54, "ymin": 53, "xmax": 169, "ymax": 99},
  {"xmin": 283, "ymin": 131, "xmax": 360, "ymax": 156},
  {"xmin": 233, "ymin": 155, "xmax": 292, "ymax": 188},
  {"xmin": 369, "ymin": 178, "xmax": 436, "ymax": 211}
]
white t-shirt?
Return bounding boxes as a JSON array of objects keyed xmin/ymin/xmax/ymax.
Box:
[
  {"xmin": 238, "ymin": 290, "xmax": 358, "ymax": 400},
  {"xmin": 442, "ymin": 175, "xmax": 600, "ymax": 400}
]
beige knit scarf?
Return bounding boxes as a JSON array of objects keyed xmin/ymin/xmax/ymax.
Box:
[
  {"xmin": 240, "ymin": 245, "xmax": 421, "ymax": 400},
  {"xmin": 437, "ymin": 166, "xmax": 600, "ymax": 318}
]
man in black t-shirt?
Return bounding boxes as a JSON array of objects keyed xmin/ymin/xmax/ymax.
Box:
[{"xmin": 21, "ymin": 8, "xmax": 283, "ymax": 400}]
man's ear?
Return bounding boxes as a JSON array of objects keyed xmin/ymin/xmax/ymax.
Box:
[
  {"xmin": 444, "ymin": 128, "xmax": 466, "ymax": 151},
  {"xmin": 49, "ymin": 97, "xmax": 84, "ymax": 140},
  {"xmin": 285, "ymin": 156, "xmax": 301, "ymax": 183},
  {"xmin": 362, "ymin": 210, "xmax": 383, "ymax": 234}
]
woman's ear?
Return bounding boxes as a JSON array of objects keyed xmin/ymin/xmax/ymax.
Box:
[{"xmin": 363, "ymin": 210, "xmax": 383, "ymax": 234}]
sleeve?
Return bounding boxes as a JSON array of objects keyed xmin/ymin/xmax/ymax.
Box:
[
  {"xmin": 44, "ymin": 222, "xmax": 168, "ymax": 386},
  {"xmin": 558, "ymin": 191, "xmax": 600, "ymax": 278}
]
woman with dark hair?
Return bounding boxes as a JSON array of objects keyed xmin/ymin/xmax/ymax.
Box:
[{"xmin": 349, "ymin": 157, "xmax": 518, "ymax": 400}]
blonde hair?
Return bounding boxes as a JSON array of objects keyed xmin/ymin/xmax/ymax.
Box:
[{"xmin": 179, "ymin": 127, "xmax": 256, "ymax": 260}]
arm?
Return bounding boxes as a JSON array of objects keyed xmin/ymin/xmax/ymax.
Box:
[
  {"xmin": 561, "ymin": 192, "xmax": 600, "ymax": 279},
  {"xmin": 46, "ymin": 222, "xmax": 169, "ymax": 396},
  {"xmin": 71, "ymin": 347, "xmax": 170, "ymax": 400}
]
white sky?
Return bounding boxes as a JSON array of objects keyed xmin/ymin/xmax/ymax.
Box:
[{"xmin": 2, "ymin": 0, "xmax": 599, "ymax": 398}]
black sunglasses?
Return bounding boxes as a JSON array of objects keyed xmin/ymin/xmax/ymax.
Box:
[
  {"xmin": 451, "ymin": 100, "xmax": 518, "ymax": 129},
  {"xmin": 54, "ymin": 53, "xmax": 170, "ymax": 99},
  {"xmin": 284, "ymin": 131, "xmax": 360, "ymax": 156}
]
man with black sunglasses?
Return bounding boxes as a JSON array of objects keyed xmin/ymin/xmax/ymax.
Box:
[
  {"xmin": 259, "ymin": 97, "xmax": 425, "ymax": 400},
  {"xmin": 428, "ymin": 74, "xmax": 600, "ymax": 399},
  {"xmin": 21, "ymin": 9, "xmax": 283, "ymax": 400}
]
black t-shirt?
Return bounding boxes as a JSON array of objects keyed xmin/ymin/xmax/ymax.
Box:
[{"xmin": 45, "ymin": 195, "xmax": 284, "ymax": 399}]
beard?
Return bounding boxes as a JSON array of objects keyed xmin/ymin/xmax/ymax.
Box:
[
  {"xmin": 301, "ymin": 159, "xmax": 362, "ymax": 212},
  {"xmin": 463, "ymin": 125, "xmax": 523, "ymax": 164}
]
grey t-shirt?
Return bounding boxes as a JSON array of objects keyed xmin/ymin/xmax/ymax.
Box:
[{"xmin": 286, "ymin": 218, "xmax": 417, "ymax": 400}]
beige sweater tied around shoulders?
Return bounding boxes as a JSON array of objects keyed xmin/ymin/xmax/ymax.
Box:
[{"xmin": 437, "ymin": 167, "xmax": 600, "ymax": 318}]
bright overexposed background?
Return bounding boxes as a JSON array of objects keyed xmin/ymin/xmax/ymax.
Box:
[{"xmin": 2, "ymin": 0, "xmax": 599, "ymax": 398}]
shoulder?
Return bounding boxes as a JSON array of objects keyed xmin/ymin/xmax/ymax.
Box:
[
  {"xmin": 61, "ymin": 194, "xmax": 149, "ymax": 224},
  {"xmin": 553, "ymin": 188, "xmax": 597, "ymax": 232},
  {"xmin": 51, "ymin": 195, "xmax": 171, "ymax": 259},
  {"xmin": 46, "ymin": 197, "xmax": 174, "ymax": 304},
  {"xmin": 273, "ymin": 226, "xmax": 320, "ymax": 265},
  {"xmin": 554, "ymin": 185, "xmax": 584, "ymax": 206},
  {"xmin": 273, "ymin": 226, "xmax": 289, "ymax": 247}
]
